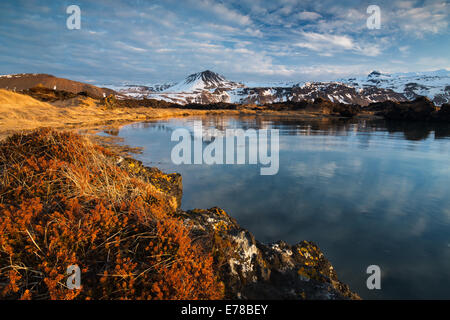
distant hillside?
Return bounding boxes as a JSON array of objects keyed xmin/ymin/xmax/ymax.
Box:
[{"xmin": 0, "ymin": 73, "xmax": 116, "ymax": 98}]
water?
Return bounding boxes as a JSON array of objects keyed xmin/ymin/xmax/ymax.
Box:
[{"xmin": 100, "ymin": 116, "xmax": 450, "ymax": 299}]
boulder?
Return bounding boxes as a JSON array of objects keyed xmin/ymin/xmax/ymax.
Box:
[
  {"xmin": 383, "ymin": 96, "xmax": 436, "ymax": 121},
  {"xmin": 182, "ymin": 207, "xmax": 360, "ymax": 300},
  {"xmin": 366, "ymin": 101, "xmax": 397, "ymax": 113},
  {"xmin": 432, "ymin": 103, "xmax": 450, "ymax": 122},
  {"xmin": 332, "ymin": 103, "xmax": 361, "ymax": 117},
  {"xmin": 100, "ymin": 94, "xmax": 119, "ymax": 109}
]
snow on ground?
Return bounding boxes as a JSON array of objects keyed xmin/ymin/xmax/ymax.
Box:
[
  {"xmin": 164, "ymin": 77, "xmax": 207, "ymax": 93},
  {"xmin": 341, "ymin": 70, "xmax": 450, "ymax": 102},
  {"xmin": 240, "ymin": 81, "xmax": 299, "ymax": 88}
]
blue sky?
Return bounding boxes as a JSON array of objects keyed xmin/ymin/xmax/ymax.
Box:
[{"xmin": 0, "ymin": 0, "xmax": 448, "ymax": 84}]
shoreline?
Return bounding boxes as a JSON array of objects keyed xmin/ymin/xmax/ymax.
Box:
[
  {"xmin": 0, "ymin": 105, "xmax": 381, "ymax": 141},
  {"xmin": 0, "ymin": 90, "xmax": 363, "ymax": 299}
]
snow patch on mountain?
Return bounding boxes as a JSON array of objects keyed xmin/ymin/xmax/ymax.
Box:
[
  {"xmin": 164, "ymin": 70, "xmax": 243, "ymax": 93},
  {"xmin": 341, "ymin": 69, "xmax": 450, "ymax": 105},
  {"xmin": 99, "ymin": 82, "xmax": 175, "ymax": 99}
]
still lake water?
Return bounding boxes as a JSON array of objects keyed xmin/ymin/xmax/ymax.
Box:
[{"xmin": 100, "ymin": 115, "xmax": 450, "ymax": 299}]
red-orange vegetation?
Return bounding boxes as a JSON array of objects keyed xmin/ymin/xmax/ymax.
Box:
[{"xmin": 0, "ymin": 128, "xmax": 224, "ymax": 300}]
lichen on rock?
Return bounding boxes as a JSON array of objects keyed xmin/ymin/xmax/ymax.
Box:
[
  {"xmin": 179, "ymin": 207, "xmax": 360, "ymax": 300},
  {"xmin": 117, "ymin": 156, "xmax": 183, "ymax": 209}
]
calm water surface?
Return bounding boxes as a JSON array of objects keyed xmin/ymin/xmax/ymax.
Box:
[{"xmin": 100, "ymin": 116, "xmax": 450, "ymax": 299}]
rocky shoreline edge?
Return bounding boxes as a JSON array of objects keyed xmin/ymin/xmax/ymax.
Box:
[{"xmin": 118, "ymin": 156, "xmax": 360, "ymax": 300}]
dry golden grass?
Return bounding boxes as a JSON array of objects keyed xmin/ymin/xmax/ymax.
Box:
[
  {"xmin": 0, "ymin": 89, "xmax": 243, "ymax": 139},
  {"xmin": 0, "ymin": 89, "xmax": 342, "ymax": 141}
]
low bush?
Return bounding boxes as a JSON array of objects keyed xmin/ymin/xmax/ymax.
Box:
[{"xmin": 0, "ymin": 129, "xmax": 223, "ymax": 300}]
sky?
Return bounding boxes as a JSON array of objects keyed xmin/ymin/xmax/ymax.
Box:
[{"xmin": 0, "ymin": 0, "xmax": 449, "ymax": 84}]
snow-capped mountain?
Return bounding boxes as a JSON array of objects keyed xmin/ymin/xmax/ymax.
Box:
[
  {"xmin": 145, "ymin": 70, "xmax": 244, "ymax": 104},
  {"xmin": 166, "ymin": 70, "xmax": 242, "ymax": 92},
  {"xmin": 228, "ymin": 81, "xmax": 407, "ymax": 105},
  {"xmin": 105, "ymin": 69, "xmax": 449, "ymax": 106},
  {"xmin": 101, "ymin": 82, "xmax": 175, "ymax": 99},
  {"xmin": 340, "ymin": 69, "xmax": 450, "ymax": 105}
]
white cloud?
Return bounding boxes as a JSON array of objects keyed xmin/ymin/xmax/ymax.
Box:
[
  {"xmin": 295, "ymin": 32, "xmax": 382, "ymax": 57},
  {"xmin": 114, "ymin": 41, "xmax": 147, "ymax": 53},
  {"xmin": 191, "ymin": 32, "xmax": 222, "ymax": 39},
  {"xmin": 297, "ymin": 32, "xmax": 354, "ymax": 50},
  {"xmin": 194, "ymin": 0, "xmax": 252, "ymax": 25},
  {"xmin": 156, "ymin": 48, "xmax": 176, "ymax": 53},
  {"xmin": 399, "ymin": 45, "xmax": 410, "ymax": 53},
  {"xmin": 296, "ymin": 11, "xmax": 322, "ymax": 21},
  {"xmin": 245, "ymin": 27, "xmax": 263, "ymax": 37}
]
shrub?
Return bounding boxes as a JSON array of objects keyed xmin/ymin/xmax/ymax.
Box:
[{"xmin": 0, "ymin": 129, "xmax": 223, "ymax": 300}]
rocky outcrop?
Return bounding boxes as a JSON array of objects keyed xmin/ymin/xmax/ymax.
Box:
[
  {"xmin": 311, "ymin": 98, "xmax": 361, "ymax": 117},
  {"xmin": 19, "ymin": 85, "xmax": 79, "ymax": 102},
  {"xmin": 117, "ymin": 157, "xmax": 360, "ymax": 300},
  {"xmin": 435, "ymin": 103, "xmax": 450, "ymax": 121},
  {"xmin": 333, "ymin": 103, "xmax": 361, "ymax": 117},
  {"xmin": 118, "ymin": 157, "xmax": 183, "ymax": 208},
  {"xmin": 381, "ymin": 96, "xmax": 437, "ymax": 121},
  {"xmin": 368, "ymin": 96, "xmax": 450, "ymax": 122},
  {"xmin": 258, "ymin": 98, "xmax": 361, "ymax": 118},
  {"xmin": 100, "ymin": 94, "xmax": 120, "ymax": 109},
  {"xmin": 180, "ymin": 207, "xmax": 360, "ymax": 300}
]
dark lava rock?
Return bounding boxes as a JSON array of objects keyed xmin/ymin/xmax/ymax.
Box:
[
  {"xmin": 304, "ymin": 97, "xmax": 335, "ymax": 114},
  {"xmin": 307, "ymin": 98, "xmax": 361, "ymax": 117},
  {"xmin": 181, "ymin": 207, "xmax": 360, "ymax": 300},
  {"xmin": 332, "ymin": 103, "xmax": 361, "ymax": 117},
  {"xmin": 433, "ymin": 103, "xmax": 450, "ymax": 122},
  {"xmin": 20, "ymin": 85, "xmax": 78, "ymax": 102},
  {"xmin": 382, "ymin": 96, "xmax": 437, "ymax": 121},
  {"xmin": 184, "ymin": 102, "xmax": 239, "ymax": 110},
  {"xmin": 366, "ymin": 100, "xmax": 398, "ymax": 113},
  {"xmin": 262, "ymin": 100, "xmax": 309, "ymax": 111},
  {"xmin": 118, "ymin": 159, "xmax": 359, "ymax": 299},
  {"xmin": 439, "ymin": 103, "xmax": 450, "ymax": 114},
  {"xmin": 100, "ymin": 94, "xmax": 120, "ymax": 109}
]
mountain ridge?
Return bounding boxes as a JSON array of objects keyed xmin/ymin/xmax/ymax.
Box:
[
  {"xmin": 2, "ymin": 69, "xmax": 447, "ymax": 106},
  {"xmin": 110, "ymin": 69, "xmax": 449, "ymax": 106}
]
